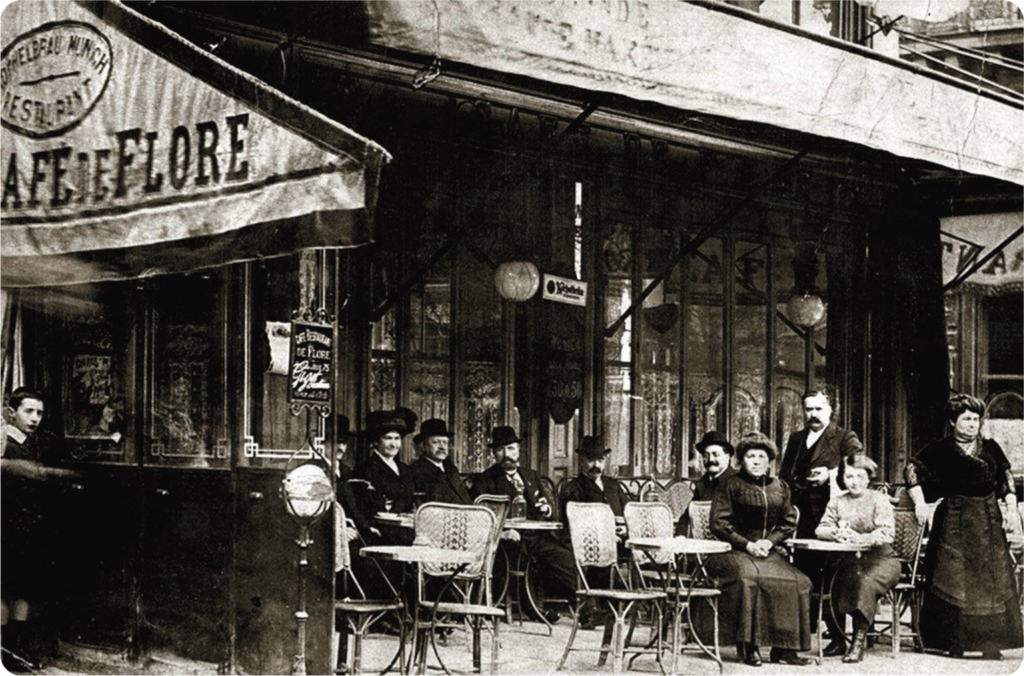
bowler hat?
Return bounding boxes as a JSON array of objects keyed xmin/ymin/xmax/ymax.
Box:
[
  {"xmin": 414, "ymin": 418, "xmax": 454, "ymax": 444},
  {"xmin": 487, "ymin": 425, "xmax": 522, "ymax": 448},
  {"xmin": 366, "ymin": 407, "xmax": 418, "ymax": 441},
  {"xmin": 696, "ymin": 430, "xmax": 734, "ymax": 455},
  {"xmin": 336, "ymin": 414, "xmax": 356, "ymax": 441},
  {"xmin": 576, "ymin": 435, "xmax": 611, "ymax": 460},
  {"xmin": 734, "ymin": 431, "xmax": 778, "ymax": 461}
]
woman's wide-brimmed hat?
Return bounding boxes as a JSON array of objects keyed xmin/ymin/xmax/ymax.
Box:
[
  {"xmin": 696, "ymin": 430, "xmax": 734, "ymax": 455},
  {"xmin": 734, "ymin": 431, "xmax": 778, "ymax": 461},
  {"xmin": 365, "ymin": 407, "xmax": 418, "ymax": 441},
  {"xmin": 414, "ymin": 418, "xmax": 455, "ymax": 444},
  {"xmin": 576, "ymin": 435, "xmax": 612, "ymax": 460},
  {"xmin": 487, "ymin": 425, "xmax": 522, "ymax": 448}
]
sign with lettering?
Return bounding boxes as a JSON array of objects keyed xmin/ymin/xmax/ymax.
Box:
[
  {"xmin": 941, "ymin": 213, "xmax": 1023, "ymax": 293},
  {"xmin": 1, "ymin": 0, "xmax": 387, "ymax": 287},
  {"xmin": 543, "ymin": 274, "xmax": 588, "ymax": 307},
  {"xmin": 289, "ymin": 321, "xmax": 333, "ymax": 410}
]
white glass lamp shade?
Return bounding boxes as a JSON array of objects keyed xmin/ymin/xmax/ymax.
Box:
[
  {"xmin": 494, "ymin": 261, "xmax": 540, "ymax": 301},
  {"xmin": 787, "ymin": 293, "xmax": 826, "ymax": 328},
  {"xmin": 283, "ymin": 463, "xmax": 334, "ymax": 521}
]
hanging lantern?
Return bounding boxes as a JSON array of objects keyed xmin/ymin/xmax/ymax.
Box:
[
  {"xmin": 494, "ymin": 261, "xmax": 540, "ymax": 301},
  {"xmin": 787, "ymin": 292, "xmax": 826, "ymax": 328}
]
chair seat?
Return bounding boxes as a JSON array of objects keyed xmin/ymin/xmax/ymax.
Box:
[
  {"xmin": 579, "ymin": 588, "xmax": 665, "ymax": 602},
  {"xmin": 420, "ymin": 600, "xmax": 508, "ymax": 618},
  {"xmin": 336, "ymin": 598, "xmax": 404, "ymax": 613}
]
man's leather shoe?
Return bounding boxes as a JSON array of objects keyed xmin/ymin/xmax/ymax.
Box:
[
  {"xmin": 769, "ymin": 648, "xmax": 811, "ymax": 666},
  {"xmin": 822, "ymin": 638, "xmax": 847, "ymax": 657}
]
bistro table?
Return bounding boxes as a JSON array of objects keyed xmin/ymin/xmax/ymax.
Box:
[
  {"xmin": 788, "ymin": 538, "xmax": 872, "ymax": 664},
  {"xmin": 360, "ymin": 545, "xmax": 476, "ymax": 675},
  {"xmin": 375, "ymin": 512, "xmax": 416, "ymax": 529},
  {"xmin": 627, "ymin": 536, "xmax": 731, "ymax": 675},
  {"xmin": 501, "ymin": 519, "xmax": 564, "ymax": 635}
]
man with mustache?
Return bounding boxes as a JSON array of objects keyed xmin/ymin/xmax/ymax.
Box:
[
  {"xmin": 470, "ymin": 426, "xmax": 575, "ymax": 622},
  {"xmin": 408, "ymin": 418, "xmax": 471, "ymax": 505},
  {"xmin": 558, "ymin": 436, "xmax": 631, "ymax": 534},
  {"xmin": 691, "ymin": 430, "xmax": 737, "ymax": 502},
  {"xmin": 778, "ymin": 388, "xmax": 863, "ymax": 657}
]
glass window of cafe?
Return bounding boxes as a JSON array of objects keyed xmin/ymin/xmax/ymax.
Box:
[{"xmin": 13, "ymin": 253, "xmax": 336, "ymax": 470}]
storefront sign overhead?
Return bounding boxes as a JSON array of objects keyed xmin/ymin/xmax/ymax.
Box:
[
  {"xmin": 543, "ymin": 273, "xmax": 587, "ymax": 307},
  {"xmin": 1, "ymin": 0, "xmax": 390, "ymax": 287},
  {"xmin": 366, "ymin": 1, "xmax": 1022, "ymax": 186},
  {"xmin": 941, "ymin": 213, "xmax": 1023, "ymax": 294}
]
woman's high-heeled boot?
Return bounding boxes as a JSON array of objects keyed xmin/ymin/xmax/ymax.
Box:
[{"xmin": 843, "ymin": 628, "xmax": 866, "ymax": 663}]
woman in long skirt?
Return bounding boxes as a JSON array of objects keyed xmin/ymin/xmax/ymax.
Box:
[
  {"xmin": 705, "ymin": 431, "xmax": 813, "ymax": 667},
  {"xmin": 905, "ymin": 394, "xmax": 1023, "ymax": 659}
]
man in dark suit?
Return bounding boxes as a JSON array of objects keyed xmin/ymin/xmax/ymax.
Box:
[
  {"xmin": 779, "ymin": 389, "xmax": 863, "ymax": 656},
  {"xmin": 408, "ymin": 419, "xmax": 471, "ymax": 505},
  {"xmin": 559, "ymin": 436, "xmax": 632, "ymax": 525},
  {"xmin": 779, "ymin": 389, "xmax": 864, "ymax": 538},
  {"xmin": 471, "ymin": 425, "xmax": 576, "ymax": 620},
  {"xmin": 678, "ymin": 430, "xmax": 737, "ymax": 535}
]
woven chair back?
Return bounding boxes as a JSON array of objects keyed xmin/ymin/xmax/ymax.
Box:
[
  {"xmin": 565, "ymin": 501, "xmax": 619, "ymax": 569},
  {"xmin": 891, "ymin": 508, "xmax": 925, "ymax": 563},
  {"xmin": 413, "ymin": 502, "xmax": 496, "ymax": 580},
  {"xmin": 623, "ymin": 502, "xmax": 674, "ymax": 565},
  {"xmin": 687, "ymin": 500, "xmax": 713, "ymax": 540}
]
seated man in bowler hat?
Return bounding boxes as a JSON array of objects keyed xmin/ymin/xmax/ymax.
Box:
[
  {"xmin": 408, "ymin": 419, "xmax": 471, "ymax": 505},
  {"xmin": 471, "ymin": 425, "xmax": 576, "ymax": 622},
  {"xmin": 558, "ymin": 435, "xmax": 632, "ymax": 531},
  {"xmin": 677, "ymin": 430, "xmax": 737, "ymax": 535}
]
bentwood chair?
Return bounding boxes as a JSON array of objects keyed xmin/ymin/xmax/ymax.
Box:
[
  {"xmin": 334, "ymin": 503, "xmax": 406, "ymax": 675},
  {"xmin": 856, "ymin": 507, "xmax": 928, "ymax": 655},
  {"xmin": 411, "ymin": 502, "xmax": 505, "ymax": 675},
  {"xmin": 558, "ymin": 502, "xmax": 667, "ymax": 673}
]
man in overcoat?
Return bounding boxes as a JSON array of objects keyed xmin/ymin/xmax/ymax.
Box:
[{"xmin": 408, "ymin": 418, "xmax": 471, "ymax": 505}]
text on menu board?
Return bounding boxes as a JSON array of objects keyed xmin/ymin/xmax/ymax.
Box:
[{"xmin": 289, "ymin": 321, "xmax": 332, "ymax": 405}]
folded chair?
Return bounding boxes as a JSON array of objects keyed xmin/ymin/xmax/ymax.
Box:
[
  {"xmin": 411, "ymin": 502, "xmax": 505, "ymax": 675},
  {"xmin": 334, "ymin": 503, "xmax": 406, "ymax": 675},
  {"xmin": 557, "ymin": 502, "xmax": 667, "ymax": 673}
]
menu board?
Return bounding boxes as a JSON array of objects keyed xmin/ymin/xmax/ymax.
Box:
[{"xmin": 288, "ymin": 320, "xmax": 333, "ymax": 412}]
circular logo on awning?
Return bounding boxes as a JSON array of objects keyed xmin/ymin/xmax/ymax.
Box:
[{"xmin": 1, "ymin": 21, "xmax": 112, "ymax": 139}]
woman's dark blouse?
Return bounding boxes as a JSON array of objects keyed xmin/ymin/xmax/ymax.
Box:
[
  {"xmin": 905, "ymin": 437, "xmax": 1013, "ymax": 501},
  {"xmin": 711, "ymin": 470, "xmax": 799, "ymax": 550}
]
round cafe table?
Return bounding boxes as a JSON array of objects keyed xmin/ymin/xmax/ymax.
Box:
[
  {"xmin": 788, "ymin": 538, "xmax": 871, "ymax": 664},
  {"xmin": 360, "ymin": 545, "xmax": 476, "ymax": 675},
  {"xmin": 627, "ymin": 536, "xmax": 731, "ymax": 675}
]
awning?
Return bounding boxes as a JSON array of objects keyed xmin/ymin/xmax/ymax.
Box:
[
  {"xmin": 1, "ymin": 0, "xmax": 391, "ymax": 287},
  {"xmin": 365, "ymin": 0, "xmax": 1022, "ymax": 186}
]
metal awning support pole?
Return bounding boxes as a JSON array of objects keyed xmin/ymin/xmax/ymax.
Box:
[
  {"xmin": 942, "ymin": 226, "xmax": 1024, "ymax": 293},
  {"xmin": 603, "ymin": 148, "xmax": 809, "ymax": 338}
]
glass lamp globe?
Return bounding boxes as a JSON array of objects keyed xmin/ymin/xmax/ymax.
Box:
[
  {"xmin": 283, "ymin": 463, "xmax": 334, "ymax": 522},
  {"xmin": 494, "ymin": 261, "xmax": 540, "ymax": 301},
  {"xmin": 787, "ymin": 293, "xmax": 826, "ymax": 328}
]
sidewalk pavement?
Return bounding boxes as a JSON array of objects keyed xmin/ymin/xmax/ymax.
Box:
[{"xmin": 33, "ymin": 617, "xmax": 1024, "ymax": 676}]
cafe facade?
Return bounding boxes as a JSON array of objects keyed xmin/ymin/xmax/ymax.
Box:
[{"xmin": 2, "ymin": 1, "xmax": 1021, "ymax": 673}]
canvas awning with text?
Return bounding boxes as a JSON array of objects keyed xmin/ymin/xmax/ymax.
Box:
[
  {"xmin": 1, "ymin": 0, "xmax": 391, "ymax": 287},
  {"xmin": 366, "ymin": 0, "xmax": 1021, "ymax": 187}
]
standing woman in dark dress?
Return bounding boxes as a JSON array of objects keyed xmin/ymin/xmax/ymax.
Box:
[
  {"xmin": 905, "ymin": 394, "xmax": 1023, "ymax": 659},
  {"xmin": 706, "ymin": 431, "xmax": 813, "ymax": 667}
]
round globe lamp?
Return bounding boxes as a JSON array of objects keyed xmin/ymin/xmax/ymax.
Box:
[
  {"xmin": 494, "ymin": 261, "xmax": 540, "ymax": 301},
  {"xmin": 786, "ymin": 292, "xmax": 826, "ymax": 328}
]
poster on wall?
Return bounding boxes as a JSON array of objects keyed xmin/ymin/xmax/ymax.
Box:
[
  {"xmin": 66, "ymin": 354, "xmax": 118, "ymax": 439},
  {"xmin": 288, "ymin": 321, "xmax": 333, "ymax": 415}
]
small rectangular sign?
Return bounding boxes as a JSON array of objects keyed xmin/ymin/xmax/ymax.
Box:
[
  {"xmin": 543, "ymin": 274, "xmax": 587, "ymax": 306},
  {"xmin": 289, "ymin": 321, "xmax": 333, "ymax": 406}
]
